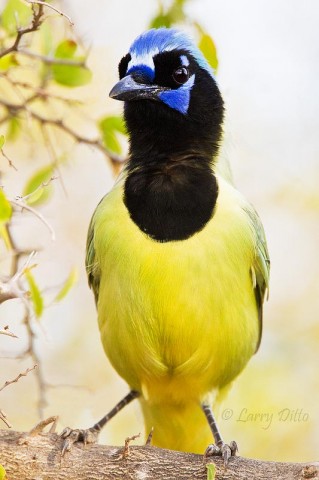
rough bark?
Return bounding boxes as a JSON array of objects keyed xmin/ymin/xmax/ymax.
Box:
[{"xmin": 0, "ymin": 429, "xmax": 318, "ymax": 480}]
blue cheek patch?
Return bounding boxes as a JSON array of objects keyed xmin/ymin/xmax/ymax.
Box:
[
  {"xmin": 127, "ymin": 64, "xmax": 155, "ymax": 82},
  {"xmin": 159, "ymin": 75, "xmax": 195, "ymax": 115}
]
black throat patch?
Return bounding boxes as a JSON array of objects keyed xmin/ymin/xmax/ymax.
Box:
[
  {"xmin": 124, "ymin": 158, "xmax": 218, "ymax": 242},
  {"xmin": 122, "ymin": 62, "xmax": 224, "ymax": 242}
]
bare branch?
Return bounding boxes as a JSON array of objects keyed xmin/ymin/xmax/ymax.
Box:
[
  {"xmin": 0, "ymin": 98, "xmax": 127, "ymax": 173},
  {"xmin": 0, "ymin": 247, "xmax": 48, "ymax": 418},
  {"xmin": 0, "ymin": 409, "xmax": 11, "ymax": 428},
  {"xmin": 0, "ymin": 430, "xmax": 318, "ymax": 480},
  {"xmin": 10, "ymin": 198, "xmax": 56, "ymax": 241},
  {"xmin": 28, "ymin": 416, "xmax": 58, "ymax": 436},
  {"xmin": 10, "ymin": 250, "xmax": 36, "ymax": 284},
  {"xmin": 0, "ymin": 364, "xmax": 37, "ymax": 393},
  {"xmin": 0, "ymin": 326, "xmax": 18, "ymax": 338},
  {"xmin": 1, "ymin": 148, "xmax": 18, "ymax": 171},
  {"xmin": 0, "ymin": 251, "xmax": 36, "ymax": 304},
  {"xmin": 21, "ymin": 175, "xmax": 58, "ymax": 202},
  {"xmin": 29, "ymin": 111, "xmax": 126, "ymax": 172},
  {"xmin": 5, "ymin": 225, "xmax": 28, "ymax": 278},
  {"xmin": 23, "ymin": 312, "xmax": 47, "ymax": 418},
  {"xmin": 0, "ymin": 282, "xmax": 18, "ymax": 304},
  {"xmin": 0, "ymin": 4, "xmax": 44, "ymax": 59},
  {"xmin": 17, "ymin": 49, "xmax": 85, "ymax": 66},
  {"xmin": 24, "ymin": 0, "xmax": 74, "ymax": 26},
  {"xmin": 0, "ymin": 73, "xmax": 83, "ymax": 107},
  {"xmin": 123, "ymin": 432, "xmax": 141, "ymax": 457}
]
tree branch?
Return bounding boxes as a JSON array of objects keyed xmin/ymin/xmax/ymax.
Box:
[
  {"xmin": 0, "ymin": 4, "xmax": 44, "ymax": 59},
  {"xmin": 0, "ymin": 98, "xmax": 126, "ymax": 173},
  {"xmin": 0, "ymin": 364, "xmax": 37, "ymax": 393},
  {"xmin": 10, "ymin": 198, "xmax": 56, "ymax": 241},
  {"xmin": 0, "ymin": 429, "xmax": 317, "ymax": 480},
  {"xmin": 17, "ymin": 49, "xmax": 85, "ymax": 66},
  {"xmin": 0, "ymin": 326, "xmax": 18, "ymax": 338},
  {"xmin": 24, "ymin": 0, "xmax": 74, "ymax": 26}
]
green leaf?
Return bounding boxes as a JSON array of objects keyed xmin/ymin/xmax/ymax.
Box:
[
  {"xmin": 0, "ymin": 189, "xmax": 12, "ymax": 225},
  {"xmin": 52, "ymin": 63, "xmax": 92, "ymax": 87},
  {"xmin": 0, "ymin": 464, "xmax": 7, "ymax": 480},
  {"xmin": 23, "ymin": 165, "xmax": 54, "ymax": 206},
  {"xmin": 150, "ymin": 12, "xmax": 172, "ymax": 28},
  {"xmin": 25, "ymin": 268, "xmax": 44, "ymax": 318},
  {"xmin": 0, "ymin": 53, "xmax": 18, "ymax": 71},
  {"xmin": 198, "ymin": 33, "xmax": 218, "ymax": 71},
  {"xmin": 0, "ymin": 135, "xmax": 5, "ymax": 149},
  {"xmin": 54, "ymin": 268, "xmax": 78, "ymax": 302},
  {"xmin": 0, "ymin": 224, "xmax": 11, "ymax": 249},
  {"xmin": 52, "ymin": 39, "xmax": 92, "ymax": 87},
  {"xmin": 6, "ymin": 116, "xmax": 21, "ymax": 141},
  {"xmin": 99, "ymin": 115, "xmax": 126, "ymax": 155},
  {"xmin": 1, "ymin": 0, "xmax": 32, "ymax": 35},
  {"xmin": 55, "ymin": 39, "xmax": 77, "ymax": 59},
  {"xmin": 206, "ymin": 463, "xmax": 216, "ymax": 480},
  {"xmin": 40, "ymin": 21, "xmax": 53, "ymax": 56},
  {"xmin": 0, "ymin": 185, "xmax": 12, "ymax": 250},
  {"xmin": 149, "ymin": 0, "xmax": 186, "ymax": 28}
]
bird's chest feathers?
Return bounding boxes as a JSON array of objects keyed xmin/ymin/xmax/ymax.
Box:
[
  {"xmin": 95, "ymin": 177, "xmax": 258, "ymax": 394},
  {"xmin": 124, "ymin": 159, "xmax": 218, "ymax": 242}
]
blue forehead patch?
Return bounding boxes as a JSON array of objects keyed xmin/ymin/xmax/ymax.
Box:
[
  {"xmin": 127, "ymin": 64, "xmax": 154, "ymax": 82},
  {"xmin": 129, "ymin": 28, "xmax": 215, "ymax": 79}
]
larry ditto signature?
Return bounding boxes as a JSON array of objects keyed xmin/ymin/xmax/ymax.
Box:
[{"xmin": 221, "ymin": 408, "xmax": 309, "ymax": 430}]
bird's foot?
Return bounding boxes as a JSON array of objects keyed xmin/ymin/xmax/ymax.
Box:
[
  {"xmin": 205, "ymin": 440, "xmax": 238, "ymax": 467},
  {"xmin": 60, "ymin": 427, "xmax": 99, "ymax": 456}
]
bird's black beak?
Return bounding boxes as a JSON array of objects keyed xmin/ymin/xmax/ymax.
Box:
[{"xmin": 109, "ymin": 75, "xmax": 166, "ymax": 102}]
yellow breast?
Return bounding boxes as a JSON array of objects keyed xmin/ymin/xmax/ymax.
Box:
[{"xmin": 94, "ymin": 175, "xmax": 259, "ymax": 405}]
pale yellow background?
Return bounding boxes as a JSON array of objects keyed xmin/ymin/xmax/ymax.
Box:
[{"xmin": 0, "ymin": 0, "xmax": 318, "ymax": 462}]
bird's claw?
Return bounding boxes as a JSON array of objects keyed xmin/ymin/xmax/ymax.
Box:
[
  {"xmin": 60, "ymin": 427, "xmax": 99, "ymax": 456},
  {"xmin": 205, "ymin": 440, "xmax": 238, "ymax": 467}
]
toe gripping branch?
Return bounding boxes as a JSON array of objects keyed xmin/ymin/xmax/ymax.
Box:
[
  {"xmin": 60, "ymin": 390, "xmax": 140, "ymax": 455},
  {"xmin": 202, "ymin": 403, "xmax": 238, "ymax": 467}
]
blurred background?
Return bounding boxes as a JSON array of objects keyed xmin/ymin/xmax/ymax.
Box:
[{"xmin": 0, "ymin": 0, "xmax": 318, "ymax": 462}]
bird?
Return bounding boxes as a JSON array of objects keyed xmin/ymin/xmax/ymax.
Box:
[{"xmin": 61, "ymin": 27, "xmax": 270, "ymax": 463}]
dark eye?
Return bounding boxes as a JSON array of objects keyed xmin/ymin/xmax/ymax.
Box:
[{"xmin": 172, "ymin": 67, "xmax": 189, "ymax": 85}]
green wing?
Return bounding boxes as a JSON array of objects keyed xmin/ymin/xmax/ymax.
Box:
[
  {"xmin": 85, "ymin": 207, "xmax": 101, "ymax": 305},
  {"xmin": 244, "ymin": 204, "xmax": 270, "ymax": 352}
]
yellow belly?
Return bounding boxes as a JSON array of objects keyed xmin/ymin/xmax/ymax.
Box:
[{"xmin": 94, "ymin": 175, "xmax": 259, "ymax": 407}]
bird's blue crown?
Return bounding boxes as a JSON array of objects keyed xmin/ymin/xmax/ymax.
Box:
[
  {"xmin": 129, "ymin": 28, "xmax": 214, "ymax": 78},
  {"xmin": 125, "ymin": 28, "xmax": 215, "ymax": 114}
]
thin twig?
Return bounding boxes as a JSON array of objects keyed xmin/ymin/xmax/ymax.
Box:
[
  {"xmin": 123, "ymin": 433, "xmax": 141, "ymax": 457},
  {"xmin": 23, "ymin": 312, "xmax": 47, "ymax": 418},
  {"xmin": 24, "ymin": 0, "xmax": 74, "ymax": 25},
  {"xmin": 145, "ymin": 427, "xmax": 154, "ymax": 446},
  {"xmin": 40, "ymin": 125, "xmax": 68, "ymax": 196},
  {"xmin": 17, "ymin": 49, "xmax": 84, "ymax": 66},
  {"xmin": 0, "ymin": 73, "xmax": 83, "ymax": 106},
  {"xmin": 1, "ymin": 148, "xmax": 18, "ymax": 170},
  {"xmin": 0, "ymin": 409, "xmax": 11, "ymax": 428},
  {"xmin": 10, "ymin": 198, "xmax": 56, "ymax": 241},
  {"xmin": 6, "ymin": 225, "xmax": 21, "ymax": 277},
  {"xmin": 0, "ymin": 326, "xmax": 18, "ymax": 338},
  {"xmin": 10, "ymin": 250, "xmax": 36, "ymax": 284},
  {"xmin": 0, "ymin": 364, "xmax": 37, "ymax": 393},
  {"xmin": 21, "ymin": 175, "xmax": 58, "ymax": 202},
  {"xmin": 28, "ymin": 416, "xmax": 58, "ymax": 436},
  {"xmin": 30, "ymin": 111, "xmax": 126, "ymax": 170},
  {"xmin": 0, "ymin": 98, "xmax": 126, "ymax": 172},
  {"xmin": 0, "ymin": 4, "xmax": 44, "ymax": 59}
]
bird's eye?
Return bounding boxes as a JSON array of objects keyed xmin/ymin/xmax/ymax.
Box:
[{"xmin": 172, "ymin": 67, "xmax": 189, "ymax": 85}]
